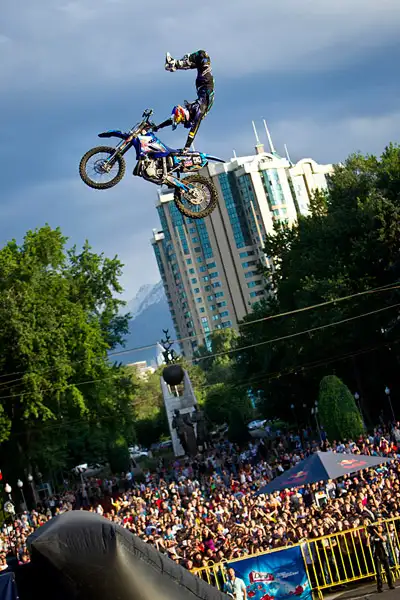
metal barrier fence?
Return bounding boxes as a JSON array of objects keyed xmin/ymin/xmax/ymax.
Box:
[{"xmin": 192, "ymin": 516, "xmax": 400, "ymax": 598}]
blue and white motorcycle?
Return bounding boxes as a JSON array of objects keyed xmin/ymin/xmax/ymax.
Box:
[{"xmin": 79, "ymin": 109, "xmax": 225, "ymax": 219}]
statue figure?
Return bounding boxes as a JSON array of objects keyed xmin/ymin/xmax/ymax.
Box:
[
  {"xmin": 191, "ymin": 404, "xmax": 209, "ymax": 450},
  {"xmin": 172, "ymin": 409, "xmax": 188, "ymax": 454}
]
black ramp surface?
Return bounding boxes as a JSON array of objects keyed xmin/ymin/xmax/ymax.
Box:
[
  {"xmin": 257, "ymin": 452, "xmax": 392, "ymax": 495},
  {"xmin": 27, "ymin": 511, "xmax": 228, "ymax": 600}
]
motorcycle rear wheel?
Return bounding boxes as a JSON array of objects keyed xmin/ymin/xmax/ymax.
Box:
[
  {"xmin": 174, "ymin": 174, "xmax": 218, "ymax": 219},
  {"xmin": 79, "ymin": 146, "xmax": 126, "ymax": 190}
]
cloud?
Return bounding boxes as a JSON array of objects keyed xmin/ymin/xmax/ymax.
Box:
[
  {"xmin": 268, "ymin": 110, "xmax": 400, "ymax": 163},
  {"xmin": 1, "ymin": 0, "xmax": 399, "ymax": 300},
  {"xmin": 2, "ymin": 0, "xmax": 400, "ymax": 94}
]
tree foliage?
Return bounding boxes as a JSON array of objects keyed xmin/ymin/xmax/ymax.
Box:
[
  {"xmin": 196, "ymin": 330, "xmax": 253, "ymax": 439},
  {"xmin": 318, "ymin": 375, "xmax": 364, "ymax": 440},
  {"xmin": 0, "ymin": 226, "xmax": 137, "ymax": 481},
  {"xmin": 233, "ymin": 144, "xmax": 400, "ymax": 425}
]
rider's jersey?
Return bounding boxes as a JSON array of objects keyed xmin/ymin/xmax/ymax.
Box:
[{"xmin": 186, "ymin": 50, "xmax": 214, "ymax": 97}]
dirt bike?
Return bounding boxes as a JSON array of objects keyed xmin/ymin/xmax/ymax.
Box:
[{"xmin": 79, "ymin": 109, "xmax": 225, "ymax": 219}]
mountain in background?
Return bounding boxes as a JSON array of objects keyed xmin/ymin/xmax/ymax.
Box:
[{"xmin": 113, "ymin": 281, "xmax": 176, "ymax": 366}]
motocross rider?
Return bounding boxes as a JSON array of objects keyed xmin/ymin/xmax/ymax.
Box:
[{"xmin": 152, "ymin": 50, "xmax": 214, "ymax": 152}]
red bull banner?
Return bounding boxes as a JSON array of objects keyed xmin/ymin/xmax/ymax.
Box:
[{"xmin": 228, "ymin": 547, "xmax": 311, "ymax": 600}]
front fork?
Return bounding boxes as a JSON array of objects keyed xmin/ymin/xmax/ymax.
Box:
[
  {"xmin": 164, "ymin": 174, "xmax": 191, "ymax": 192},
  {"xmin": 104, "ymin": 140, "xmax": 128, "ymax": 171}
]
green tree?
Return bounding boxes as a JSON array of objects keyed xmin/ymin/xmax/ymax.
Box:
[
  {"xmin": 235, "ymin": 144, "xmax": 400, "ymax": 423},
  {"xmin": 0, "ymin": 226, "xmax": 136, "ymax": 481},
  {"xmin": 318, "ymin": 375, "xmax": 364, "ymax": 440}
]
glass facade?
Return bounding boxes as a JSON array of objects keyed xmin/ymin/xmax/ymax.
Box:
[
  {"xmin": 168, "ymin": 202, "xmax": 190, "ymax": 254},
  {"xmin": 218, "ymin": 172, "xmax": 251, "ymax": 249},
  {"xmin": 237, "ymin": 175, "xmax": 259, "ymax": 238}
]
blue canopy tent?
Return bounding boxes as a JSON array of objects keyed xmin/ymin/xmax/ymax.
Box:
[{"xmin": 257, "ymin": 451, "xmax": 392, "ymax": 495}]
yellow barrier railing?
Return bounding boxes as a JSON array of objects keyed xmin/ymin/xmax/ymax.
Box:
[{"xmin": 192, "ymin": 516, "xmax": 400, "ymax": 598}]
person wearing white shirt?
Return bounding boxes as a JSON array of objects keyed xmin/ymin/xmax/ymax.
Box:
[{"xmin": 224, "ymin": 568, "xmax": 247, "ymax": 600}]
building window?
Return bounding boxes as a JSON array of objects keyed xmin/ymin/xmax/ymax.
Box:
[
  {"xmin": 200, "ymin": 307, "xmax": 205, "ymax": 313},
  {"xmin": 209, "ymin": 272, "xmax": 219, "ymax": 279},
  {"xmin": 201, "ymin": 317, "xmax": 208, "ymax": 324},
  {"xmin": 194, "ymin": 287, "xmax": 200, "ymax": 293},
  {"xmin": 189, "ymin": 227, "xmax": 196, "ymax": 234},
  {"xmin": 194, "ymin": 247, "xmax": 201, "ymax": 253},
  {"xmin": 199, "ymin": 266, "xmax": 207, "ymax": 272},
  {"xmin": 217, "ymin": 301, "xmax": 227, "ymax": 308},
  {"xmin": 240, "ymin": 251, "xmax": 255, "ymax": 258},
  {"xmin": 202, "ymin": 276, "xmax": 209, "ymax": 282},
  {"xmin": 192, "ymin": 237, "xmax": 199, "ymax": 243},
  {"xmin": 242, "ymin": 261, "xmax": 256, "ymax": 268},
  {"xmin": 196, "ymin": 298, "xmax": 202, "ymax": 304},
  {"xmin": 191, "ymin": 278, "xmax": 198, "ymax": 284},
  {"xmin": 207, "ymin": 295, "xmax": 214, "ymax": 301},
  {"xmin": 186, "ymin": 258, "xmax": 192, "ymax": 265},
  {"xmin": 212, "ymin": 281, "xmax": 222, "ymax": 288},
  {"xmin": 210, "ymin": 304, "xmax": 216, "ymax": 311},
  {"xmin": 197, "ymin": 256, "xmax": 203, "ymax": 263},
  {"xmin": 212, "ymin": 314, "xmax": 219, "ymax": 321},
  {"xmin": 189, "ymin": 268, "xmax": 195, "ymax": 274},
  {"xmin": 245, "ymin": 271, "xmax": 258, "ymax": 278},
  {"xmin": 250, "ymin": 290, "xmax": 264, "ymax": 298},
  {"xmin": 247, "ymin": 280, "xmax": 262, "ymax": 288},
  {"xmin": 220, "ymin": 310, "xmax": 229, "ymax": 318},
  {"xmin": 215, "ymin": 291, "xmax": 224, "ymax": 298},
  {"xmin": 221, "ymin": 320, "xmax": 232, "ymax": 328},
  {"xmin": 207, "ymin": 262, "xmax": 216, "ymax": 269},
  {"xmin": 204, "ymin": 285, "xmax": 211, "ymax": 291}
]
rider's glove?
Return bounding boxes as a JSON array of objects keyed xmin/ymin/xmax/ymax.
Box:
[{"xmin": 165, "ymin": 52, "xmax": 177, "ymax": 72}]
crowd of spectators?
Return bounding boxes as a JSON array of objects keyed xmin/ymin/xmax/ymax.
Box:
[{"xmin": 2, "ymin": 422, "xmax": 400, "ymax": 575}]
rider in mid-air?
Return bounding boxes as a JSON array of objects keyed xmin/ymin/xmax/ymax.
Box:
[{"xmin": 153, "ymin": 50, "xmax": 215, "ymax": 152}]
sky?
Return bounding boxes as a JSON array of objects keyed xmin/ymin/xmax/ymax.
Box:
[{"xmin": 2, "ymin": 0, "xmax": 400, "ymax": 301}]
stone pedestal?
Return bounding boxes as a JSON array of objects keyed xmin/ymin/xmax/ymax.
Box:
[{"xmin": 160, "ymin": 370, "xmax": 198, "ymax": 457}]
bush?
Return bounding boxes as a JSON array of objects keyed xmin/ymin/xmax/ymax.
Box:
[{"xmin": 318, "ymin": 375, "xmax": 364, "ymax": 441}]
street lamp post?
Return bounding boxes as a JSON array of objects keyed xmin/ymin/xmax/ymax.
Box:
[
  {"xmin": 311, "ymin": 404, "xmax": 322, "ymax": 441},
  {"xmin": 4, "ymin": 483, "xmax": 12, "ymax": 499},
  {"xmin": 28, "ymin": 474, "xmax": 38, "ymax": 506},
  {"xmin": 3, "ymin": 484, "xmax": 15, "ymax": 554},
  {"xmin": 17, "ymin": 479, "xmax": 27, "ymax": 511},
  {"xmin": 385, "ymin": 386, "xmax": 395, "ymax": 422},
  {"xmin": 354, "ymin": 392, "xmax": 366, "ymax": 430}
]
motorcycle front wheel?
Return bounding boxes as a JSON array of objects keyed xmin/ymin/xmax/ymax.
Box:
[
  {"xmin": 174, "ymin": 174, "xmax": 218, "ymax": 219},
  {"xmin": 79, "ymin": 146, "xmax": 126, "ymax": 190}
]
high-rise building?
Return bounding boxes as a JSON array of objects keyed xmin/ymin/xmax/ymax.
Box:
[{"xmin": 151, "ymin": 121, "xmax": 333, "ymax": 357}]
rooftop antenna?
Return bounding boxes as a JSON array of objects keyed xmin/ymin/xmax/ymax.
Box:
[
  {"xmin": 233, "ymin": 149, "xmax": 237, "ymax": 159},
  {"xmin": 263, "ymin": 119, "xmax": 276, "ymax": 154},
  {"xmin": 252, "ymin": 121, "xmax": 264, "ymax": 155},
  {"xmin": 284, "ymin": 143, "xmax": 293, "ymax": 165}
]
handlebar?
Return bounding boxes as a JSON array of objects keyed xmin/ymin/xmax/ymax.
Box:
[{"xmin": 128, "ymin": 110, "xmax": 154, "ymax": 136}]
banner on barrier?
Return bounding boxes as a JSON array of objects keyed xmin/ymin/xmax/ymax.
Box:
[{"xmin": 227, "ymin": 546, "xmax": 312, "ymax": 600}]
